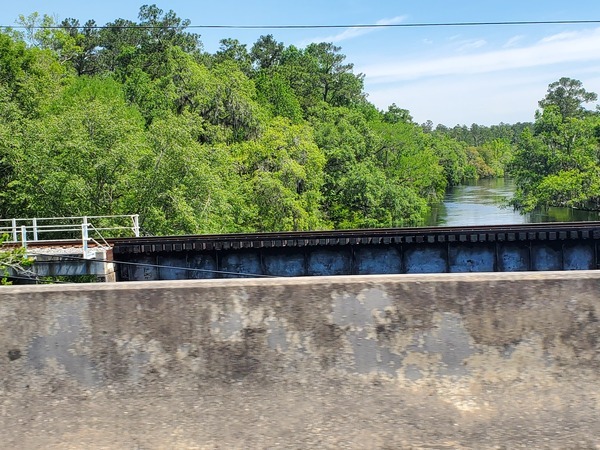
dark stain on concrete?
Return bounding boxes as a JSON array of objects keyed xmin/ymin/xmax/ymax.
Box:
[{"xmin": 7, "ymin": 349, "xmax": 21, "ymax": 361}]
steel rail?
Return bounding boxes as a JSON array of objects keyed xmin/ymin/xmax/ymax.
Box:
[{"xmin": 111, "ymin": 221, "xmax": 600, "ymax": 243}]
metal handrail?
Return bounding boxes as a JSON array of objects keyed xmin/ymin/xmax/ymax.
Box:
[
  {"xmin": 0, "ymin": 215, "xmax": 140, "ymax": 258},
  {"xmin": 0, "ymin": 214, "xmax": 140, "ymax": 222}
]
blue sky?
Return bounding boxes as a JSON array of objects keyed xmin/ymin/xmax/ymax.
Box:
[{"xmin": 3, "ymin": 1, "xmax": 600, "ymax": 126}]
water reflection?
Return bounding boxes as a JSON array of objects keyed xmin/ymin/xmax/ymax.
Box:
[{"xmin": 425, "ymin": 178, "xmax": 600, "ymax": 226}]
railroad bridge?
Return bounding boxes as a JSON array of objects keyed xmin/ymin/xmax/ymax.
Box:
[
  {"xmin": 3, "ymin": 217, "xmax": 599, "ymax": 281},
  {"xmin": 112, "ymin": 222, "xmax": 600, "ymax": 281}
]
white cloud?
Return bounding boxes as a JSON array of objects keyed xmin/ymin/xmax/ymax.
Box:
[
  {"xmin": 539, "ymin": 30, "xmax": 581, "ymax": 43},
  {"xmin": 365, "ymin": 67, "xmax": 600, "ymax": 126},
  {"xmin": 503, "ymin": 35, "xmax": 524, "ymax": 48},
  {"xmin": 366, "ymin": 74, "xmax": 541, "ymax": 125},
  {"xmin": 299, "ymin": 15, "xmax": 406, "ymax": 46},
  {"xmin": 376, "ymin": 16, "xmax": 406, "ymax": 26},
  {"xmin": 361, "ymin": 27, "xmax": 600, "ymax": 83},
  {"xmin": 457, "ymin": 39, "xmax": 487, "ymax": 51},
  {"xmin": 303, "ymin": 27, "xmax": 370, "ymax": 44}
]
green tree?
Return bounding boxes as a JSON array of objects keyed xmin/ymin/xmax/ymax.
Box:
[
  {"xmin": 310, "ymin": 105, "xmax": 440, "ymax": 228},
  {"xmin": 3, "ymin": 77, "xmax": 151, "ymax": 218},
  {"xmin": 478, "ymin": 139, "xmax": 513, "ymax": 177},
  {"xmin": 331, "ymin": 159, "xmax": 428, "ymax": 228},
  {"xmin": 371, "ymin": 118, "xmax": 448, "ymax": 199},
  {"xmin": 0, "ymin": 32, "xmax": 65, "ymax": 116},
  {"xmin": 304, "ymin": 42, "xmax": 365, "ymax": 107},
  {"xmin": 233, "ymin": 117, "xmax": 327, "ymax": 231},
  {"xmin": 539, "ymin": 77, "xmax": 598, "ymax": 120},
  {"xmin": 14, "ymin": 13, "xmax": 101, "ymax": 76},
  {"xmin": 250, "ymin": 34, "xmax": 284, "ymax": 70},
  {"xmin": 97, "ymin": 5, "xmax": 201, "ymax": 78},
  {"xmin": 124, "ymin": 45, "xmax": 215, "ymax": 123},
  {"xmin": 427, "ymin": 134, "xmax": 471, "ymax": 186},
  {"xmin": 0, "ymin": 86, "xmax": 23, "ymax": 216},
  {"xmin": 0, "ymin": 236, "xmax": 32, "ymax": 284},
  {"xmin": 138, "ymin": 113, "xmax": 250, "ymax": 234},
  {"xmin": 214, "ymin": 38, "xmax": 252, "ymax": 75},
  {"xmin": 276, "ymin": 43, "xmax": 365, "ymax": 111},
  {"xmin": 382, "ymin": 103, "xmax": 413, "ymax": 124},
  {"xmin": 55, "ymin": 18, "xmax": 101, "ymax": 75},
  {"xmin": 254, "ymin": 72, "xmax": 302, "ymax": 123},
  {"xmin": 208, "ymin": 61, "xmax": 265, "ymax": 142},
  {"xmin": 510, "ymin": 103, "xmax": 600, "ymax": 211}
]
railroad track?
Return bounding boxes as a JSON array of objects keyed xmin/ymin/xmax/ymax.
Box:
[
  {"xmin": 6, "ymin": 222, "xmax": 600, "ymax": 253},
  {"xmin": 108, "ymin": 222, "xmax": 600, "ymax": 254}
]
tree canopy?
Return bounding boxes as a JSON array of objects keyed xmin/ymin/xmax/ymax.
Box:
[
  {"xmin": 510, "ymin": 79, "xmax": 600, "ymax": 212},
  {"xmin": 0, "ymin": 5, "xmax": 534, "ymax": 235},
  {"xmin": 538, "ymin": 77, "xmax": 598, "ymax": 120}
]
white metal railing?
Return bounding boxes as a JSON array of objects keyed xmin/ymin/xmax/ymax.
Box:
[{"xmin": 0, "ymin": 215, "xmax": 140, "ymax": 258}]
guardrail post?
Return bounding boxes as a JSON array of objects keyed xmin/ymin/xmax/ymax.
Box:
[
  {"xmin": 20, "ymin": 225, "xmax": 27, "ymax": 249},
  {"xmin": 12, "ymin": 219, "xmax": 17, "ymax": 242},
  {"xmin": 32, "ymin": 218, "xmax": 39, "ymax": 241},
  {"xmin": 133, "ymin": 214, "xmax": 140, "ymax": 237},
  {"xmin": 82, "ymin": 216, "xmax": 89, "ymax": 258}
]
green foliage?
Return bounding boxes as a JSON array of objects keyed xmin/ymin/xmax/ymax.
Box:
[
  {"xmin": 3, "ymin": 77, "xmax": 150, "ymax": 217},
  {"xmin": 0, "ymin": 235, "xmax": 33, "ymax": 284},
  {"xmin": 273, "ymin": 42, "xmax": 365, "ymax": 112},
  {"xmin": 0, "ymin": 32, "xmax": 65, "ymax": 116},
  {"xmin": 510, "ymin": 80, "xmax": 600, "ymax": 212},
  {"xmin": 308, "ymin": 104, "xmax": 444, "ymax": 228},
  {"xmin": 3, "ymin": 6, "xmax": 540, "ymax": 235},
  {"xmin": 14, "ymin": 13, "xmax": 101, "ymax": 76},
  {"xmin": 214, "ymin": 38, "xmax": 252, "ymax": 75},
  {"xmin": 478, "ymin": 139, "xmax": 513, "ymax": 177},
  {"xmin": 331, "ymin": 160, "xmax": 428, "ymax": 228},
  {"xmin": 250, "ymin": 35, "xmax": 284, "ymax": 70},
  {"xmin": 432, "ymin": 122, "xmax": 528, "ymax": 179},
  {"xmin": 233, "ymin": 117, "xmax": 326, "ymax": 231},
  {"xmin": 382, "ymin": 104, "xmax": 413, "ymax": 124},
  {"xmin": 124, "ymin": 46, "xmax": 214, "ymax": 123},
  {"xmin": 538, "ymin": 77, "xmax": 598, "ymax": 120},
  {"xmin": 208, "ymin": 61, "xmax": 265, "ymax": 142},
  {"xmin": 371, "ymin": 118, "xmax": 447, "ymax": 200},
  {"xmin": 303, "ymin": 42, "xmax": 365, "ymax": 107},
  {"xmin": 138, "ymin": 113, "xmax": 250, "ymax": 234},
  {"xmin": 254, "ymin": 72, "xmax": 302, "ymax": 123},
  {"xmin": 427, "ymin": 134, "xmax": 471, "ymax": 186}
]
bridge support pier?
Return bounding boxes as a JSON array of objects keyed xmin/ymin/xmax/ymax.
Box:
[{"xmin": 13, "ymin": 250, "xmax": 116, "ymax": 282}]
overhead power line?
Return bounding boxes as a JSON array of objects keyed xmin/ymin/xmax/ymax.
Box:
[{"xmin": 2, "ymin": 19, "xmax": 600, "ymax": 30}]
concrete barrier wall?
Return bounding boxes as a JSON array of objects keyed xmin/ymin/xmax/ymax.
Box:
[{"xmin": 1, "ymin": 273, "xmax": 600, "ymax": 448}]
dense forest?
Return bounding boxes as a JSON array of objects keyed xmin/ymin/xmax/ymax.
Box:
[{"xmin": 0, "ymin": 6, "xmax": 598, "ymax": 236}]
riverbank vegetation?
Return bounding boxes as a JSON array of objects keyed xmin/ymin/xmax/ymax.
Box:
[
  {"xmin": 510, "ymin": 78, "xmax": 600, "ymax": 212},
  {"xmin": 2, "ymin": 6, "xmax": 594, "ymax": 234}
]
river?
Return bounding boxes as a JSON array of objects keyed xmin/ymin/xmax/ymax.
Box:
[{"xmin": 424, "ymin": 177, "xmax": 600, "ymax": 227}]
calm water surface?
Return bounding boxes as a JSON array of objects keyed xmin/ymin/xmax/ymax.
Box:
[{"xmin": 425, "ymin": 178, "xmax": 600, "ymax": 227}]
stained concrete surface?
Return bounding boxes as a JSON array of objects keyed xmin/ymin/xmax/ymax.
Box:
[{"xmin": 1, "ymin": 272, "xmax": 600, "ymax": 449}]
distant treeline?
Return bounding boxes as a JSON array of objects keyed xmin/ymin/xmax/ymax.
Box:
[{"xmin": 428, "ymin": 122, "xmax": 532, "ymax": 146}]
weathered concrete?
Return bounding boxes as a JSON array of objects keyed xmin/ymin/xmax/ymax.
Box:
[
  {"xmin": 10, "ymin": 249, "xmax": 116, "ymax": 281},
  {"xmin": 1, "ymin": 272, "xmax": 600, "ymax": 448}
]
